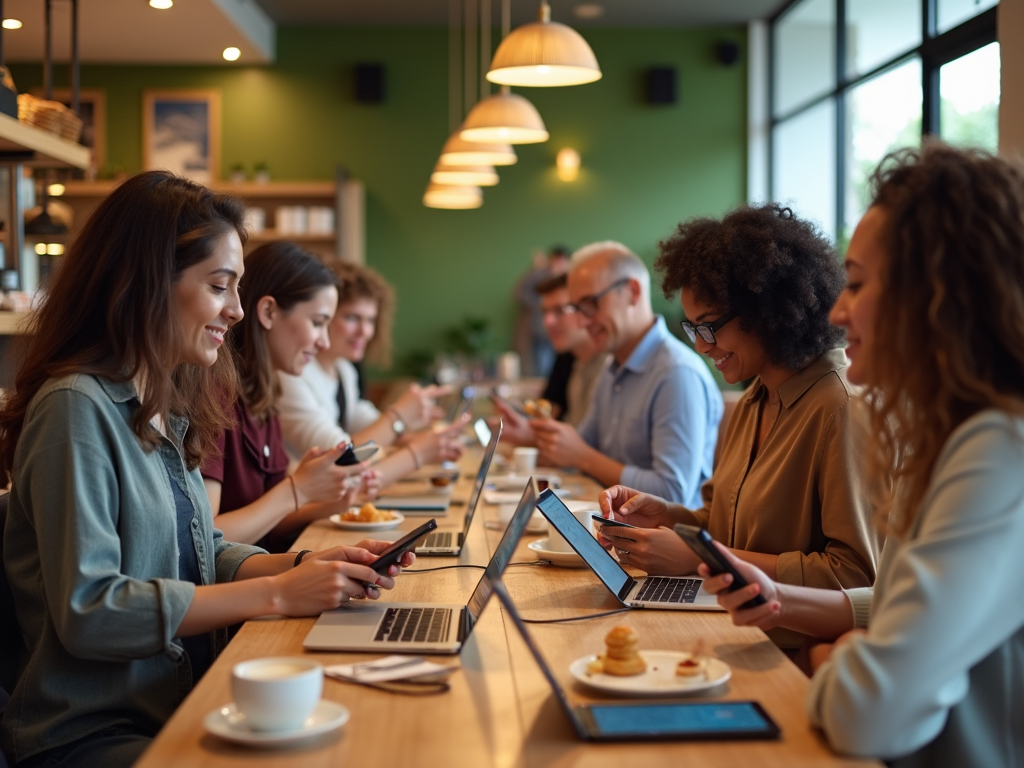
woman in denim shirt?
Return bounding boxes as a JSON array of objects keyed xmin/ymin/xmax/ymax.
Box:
[{"xmin": 0, "ymin": 172, "xmax": 410, "ymax": 767}]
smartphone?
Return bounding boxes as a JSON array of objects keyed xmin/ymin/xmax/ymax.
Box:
[
  {"xmin": 335, "ymin": 441, "xmax": 379, "ymax": 466},
  {"xmin": 473, "ymin": 418, "xmax": 492, "ymax": 448},
  {"xmin": 591, "ymin": 514, "xmax": 638, "ymax": 529},
  {"xmin": 360, "ymin": 519, "xmax": 438, "ymax": 587},
  {"xmin": 673, "ymin": 524, "xmax": 767, "ymax": 610},
  {"xmin": 490, "ymin": 388, "xmax": 529, "ymax": 417},
  {"xmin": 447, "ymin": 386, "xmax": 474, "ymax": 423}
]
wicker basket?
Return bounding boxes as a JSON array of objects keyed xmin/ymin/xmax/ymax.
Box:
[{"xmin": 17, "ymin": 93, "xmax": 84, "ymax": 143}]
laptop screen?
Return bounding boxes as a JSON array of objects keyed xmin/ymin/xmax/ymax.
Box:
[
  {"xmin": 465, "ymin": 479, "xmax": 537, "ymax": 626},
  {"xmin": 535, "ymin": 490, "xmax": 632, "ymax": 601},
  {"xmin": 461, "ymin": 419, "xmax": 502, "ymax": 536}
]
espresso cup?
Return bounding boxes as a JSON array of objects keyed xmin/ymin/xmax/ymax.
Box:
[
  {"xmin": 546, "ymin": 501, "xmax": 598, "ymax": 553},
  {"xmin": 513, "ymin": 446, "xmax": 538, "ymax": 476},
  {"xmin": 232, "ymin": 657, "xmax": 323, "ymax": 732}
]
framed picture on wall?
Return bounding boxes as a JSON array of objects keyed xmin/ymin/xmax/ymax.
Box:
[
  {"xmin": 32, "ymin": 88, "xmax": 106, "ymax": 179},
  {"xmin": 142, "ymin": 89, "xmax": 221, "ymax": 183}
]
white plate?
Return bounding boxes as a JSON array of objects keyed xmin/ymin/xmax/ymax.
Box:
[
  {"xmin": 569, "ymin": 651, "xmax": 731, "ymax": 697},
  {"xmin": 203, "ymin": 700, "xmax": 350, "ymax": 746},
  {"xmin": 328, "ymin": 510, "xmax": 405, "ymax": 531},
  {"xmin": 488, "ymin": 473, "xmax": 562, "ymax": 491},
  {"xmin": 528, "ymin": 539, "xmax": 586, "ymax": 567}
]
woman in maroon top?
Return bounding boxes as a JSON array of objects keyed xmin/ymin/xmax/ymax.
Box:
[{"xmin": 203, "ymin": 241, "xmax": 374, "ymax": 551}]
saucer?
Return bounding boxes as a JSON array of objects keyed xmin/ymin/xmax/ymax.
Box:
[
  {"xmin": 570, "ymin": 651, "xmax": 731, "ymax": 697},
  {"xmin": 329, "ymin": 510, "xmax": 405, "ymax": 531},
  {"xmin": 488, "ymin": 473, "xmax": 562, "ymax": 491},
  {"xmin": 528, "ymin": 539, "xmax": 586, "ymax": 567},
  {"xmin": 203, "ymin": 700, "xmax": 349, "ymax": 746}
]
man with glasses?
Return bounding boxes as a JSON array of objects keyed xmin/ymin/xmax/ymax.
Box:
[
  {"xmin": 530, "ymin": 242, "xmax": 722, "ymax": 507},
  {"xmin": 494, "ymin": 273, "xmax": 609, "ymax": 444}
]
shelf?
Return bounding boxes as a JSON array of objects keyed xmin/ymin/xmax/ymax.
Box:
[
  {"xmin": 0, "ymin": 113, "xmax": 91, "ymax": 169},
  {"xmin": 249, "ymin": 230, "xmax": 335, "ymax": 242},
  {"xmin": 62, "ymin": 180, "xmax": 335, "ymax": 198},
  {"xmin": 0, "ymin": 311, "xmax": 32, "ymax": 335}
]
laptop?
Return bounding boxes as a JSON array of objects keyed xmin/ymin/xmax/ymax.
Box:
[
  {"xmin": 535, "ymin": 490, "xmax": 723, "ymax": 611},
  {"xmin": 302, "ymin": 478, "xmax": 536, "ymax": 655},
  {"xmin": 491, "ymin": 580, "xmax": 780, "ymax": 742},
  {"xmin": 415, "ymin": 420, "xmax": 501, "ymax": 556}
]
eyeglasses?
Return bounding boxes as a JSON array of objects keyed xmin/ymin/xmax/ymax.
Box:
[
  {"xmin": 569, "ymin": 278, "xmax": 630, "ymax": 318},
  {"xmin": 541, "ymin": 304, "xmax": 578, "ymax": 321},
  {"xmin": 680, "ymin": 310, "xmax": 736, "ymax": 345}
]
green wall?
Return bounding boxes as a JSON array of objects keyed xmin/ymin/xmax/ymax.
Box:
[{"xmin": 12, "ymin": 24, "xmax": 747, "ymax": 376}]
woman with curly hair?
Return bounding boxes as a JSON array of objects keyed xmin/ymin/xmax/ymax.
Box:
[
  {"xmin": 598, "ymin": 203, "xmax": 878, "ymax": 648},
  {"xmin": 698, "ymin": 143, "xmax": 1024, "ymax": 765}
]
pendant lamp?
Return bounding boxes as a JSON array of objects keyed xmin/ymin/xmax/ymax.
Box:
[
  {"xmin": 459, "ymin": 87, "xmax": 549, "ymax": 144},
  {"xmin": 439, "ymin": 132, "xmax": 518, "ymax": 167},
  {"xmin": 423, "ymin": 183, "xmax": 483, "ymax": 209},
  {"xmin": 486, "ymin": 2, "xmax": 601, "ymax": 87},
  {"xmin": 431, "ymin": 163, "xmax": 500, "ymax": 187}
]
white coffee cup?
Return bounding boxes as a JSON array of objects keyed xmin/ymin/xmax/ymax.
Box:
[
  {"xmin": 545, "ymin": 500, "xmax": 598, "ymax": 553},
  {"xmin": 513, "ymin": 446, "xmax": 538, "ymax": 476},
  {"xmin": 232, "ymin": 657, "xmax": 323, "ymax": 732}
]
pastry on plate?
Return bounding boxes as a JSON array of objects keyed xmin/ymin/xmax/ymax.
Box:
[
  {"xmin": 340, "ymin": 503, "xmax": 395, "ymax": 523},
  {"xmin": 598, "ymin": 625, "xmax": 646, "ymax": 677}
]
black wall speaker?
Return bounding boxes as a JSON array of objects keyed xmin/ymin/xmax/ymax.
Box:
[
  {"xmin": 646, "ymin": 67, "xmax": 676, "ymax": 105},
  {"xmin": 716, "ymin": 41, "xmax": 740, "ymax": 67},
  {"xmin": 354, "ymin": 63, "xmax": 385, "ymax": 104}
]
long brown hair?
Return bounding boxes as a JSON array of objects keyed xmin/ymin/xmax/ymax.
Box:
[
  {"xmin": 865, "ymin": 142, "xmax": 1024, "ymax": 533},
  {"xmin": 0, "ymin": 171, "xmax": 248, "ymax": 479},
  {"xmin": 332, "ymin": 262, "xmax": 395, "ymax": 368},
  {"xmin": 233, "ymin": 241, "xmax": 336, "ymax": 419}
]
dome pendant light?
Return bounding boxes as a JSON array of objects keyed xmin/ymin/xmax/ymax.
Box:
[
  {"xmin": 486, "ymin": 2, "xmax": 601, "ymax": 87},
  {"xmin": 439, "ymin": 132, "xmax": 518, "ymax": 166},
  {"xmin": 432, "ymin": 163, "xmax": 500, "ymax": 186},
  {"xmin": 423, "ymin": 183, "xmax": 483, "ymax": 209},
  {"xmin": 459, "ymin": 86, "xmax": 549, "ymax": 144}
]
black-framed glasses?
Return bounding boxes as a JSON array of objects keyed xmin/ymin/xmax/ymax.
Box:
[
  {"xmin": 569, "ymin": 278, "xmax": 630, "ymax": 318},
  {"xmin": 541, "ymin": 303, "xmax": 578, "ymax": 321},
  {"xmin": 680, "ymin": 310, "xmax": 736, "ymax": 345}
]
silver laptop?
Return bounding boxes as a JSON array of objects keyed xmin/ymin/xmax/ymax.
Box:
[
  {"xmin": 535, "ymin": 490, "xmax": 723, "ymax": 611},
  {"xmin": 415, "ymin": 420, "xmax": 501, "ymax": 556},
  {"xmin": 303, "ymin": 478, "xmax": 536, "ymax": 655}
]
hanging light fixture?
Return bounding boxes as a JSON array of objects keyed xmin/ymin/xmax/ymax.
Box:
[
  {"xmin": 432, "ymin": 162, "xmax": 499, "ymax": 186},
  {"xmin": 486, "ymin": 1, "xmax": 601, "ymax": 87},
  {"xmin": 439, "ymin": 132, "xmax": 518, "ymax": 166},
  {"xmin": 459, "ymin": 86, "xmax": 549, "ymax": 144},
  {"xmin": 423, "ymin": 183, "xmax": 483, "ymax": 209}
]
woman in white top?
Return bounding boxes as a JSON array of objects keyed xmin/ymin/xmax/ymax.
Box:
[
  {"xmin": 278, "ymin": 261, "xmax": 465, "ymax": 485},
  {"xmin": 698, "ymin": 143, "xmax": 1024, "ymax": 767}
]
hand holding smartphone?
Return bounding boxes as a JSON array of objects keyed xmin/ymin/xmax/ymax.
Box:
[
  {"xmin": 359, "ymin": 519, "xmax": 438, "ymax": 587},
  {"xmin": 673, "ymin": 524, "xmax": 767, "ymax": 610},
  {"xmin": 336, "ymin": 441, "xmax": 379, "ymax": 466},
  {"xmin": 591, "ymin": 513, "xmax": 637, "ymax": 542}
]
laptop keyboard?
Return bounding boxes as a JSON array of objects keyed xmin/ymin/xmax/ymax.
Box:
[
  {"xmin": 421, "ymin": 531, "xmax": 453, "ymax": 549},
  {"xmin": 634, "ymin": 577, "xmax": 701, "ymax": 604},
  {"xmin": 374, "ymin": 607, "xmax": 452, "ymax": 643}
]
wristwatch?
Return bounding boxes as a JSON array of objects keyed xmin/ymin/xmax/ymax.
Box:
[{"xmin": 389, "ymin": 408, "xmax": 406, "ymax": 436}]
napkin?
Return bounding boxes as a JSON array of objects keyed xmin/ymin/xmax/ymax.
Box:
[{"xmin": 325, "ymin": 656, "xmax": 453, "ymax": 683}]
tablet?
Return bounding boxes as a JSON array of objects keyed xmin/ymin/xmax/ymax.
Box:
[{"xmin": 579, "ymin": 700, "xmax": 780, "ymax": 742}]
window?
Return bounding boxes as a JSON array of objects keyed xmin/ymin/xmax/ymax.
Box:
[{"xmin": 769, "ymin": 0, "xmax": 998, "ymax": 243}]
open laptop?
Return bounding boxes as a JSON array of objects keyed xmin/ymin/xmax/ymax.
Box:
[
  {"xmin": 535, "ymin": 490, "xmax": 722, "ymax": 611},
  {"xmin": 303, "ymin": 478, "xmax": 536, "ymax": 655},
  {"xmin": 374, "ymin": 419, "xmax": 503, "ymax": 514},
  {"xmin": 491, "ymin": 580, "xmax": 780, "ymax": 742},
  {"xmin": 415, "ymin": 420, "xmax": 502, "ymax": 556}
]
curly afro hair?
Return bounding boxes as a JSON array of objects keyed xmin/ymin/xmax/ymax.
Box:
[{"xmin": 655, "ymin": 203, "xmax": 845, "ymax": 371}]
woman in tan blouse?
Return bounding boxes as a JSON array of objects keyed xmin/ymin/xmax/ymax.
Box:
[{"xmin": 598, "ymin": 204, "xmax": 879, "ymax": 641}]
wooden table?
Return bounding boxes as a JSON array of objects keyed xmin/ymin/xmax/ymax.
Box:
[{"xmin": 136, "ymin": 455, "xmax": 879, "ymax": 768}]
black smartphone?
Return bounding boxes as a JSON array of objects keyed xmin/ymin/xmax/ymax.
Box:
[
  {"xmin": 673, "ymin": 524, "xmax": 767, "ymax": 610},
  {"xmin": 335, "ymin": 441, "xmax": 379, "ymax": 466},
  {"xmin": 367, "ymin": 519, "xmax": 438, "ymax": 580},
  {"xmin": 591, "ymin": 514, "xmax": 638, "ymax": 529}
]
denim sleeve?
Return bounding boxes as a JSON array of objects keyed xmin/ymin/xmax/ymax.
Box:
[
  {"xmin": 619, "ymin": 365, "xmax": 719, "ymax": 506},
  {"xmin": 17, "ymin": 388, "xmax": 195, "ymax": 662}
]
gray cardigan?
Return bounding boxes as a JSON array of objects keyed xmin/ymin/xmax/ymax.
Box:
[
  {"xmin": 808, "ymin": 409, "xmax": 1024, "ymax": 766},
  {"xmin": 1, "ymin": 374, "xmax": 265, "ymax": 764}
]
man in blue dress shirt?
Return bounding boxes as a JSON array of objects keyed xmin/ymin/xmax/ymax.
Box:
[{"xmin": 531, "ymin": 242, "xmax": 722, "ymax": 507}]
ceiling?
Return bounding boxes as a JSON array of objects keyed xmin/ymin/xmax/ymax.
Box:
[{"xmin": 252, "ymin": 0, "xmax": 788, "ymax": 27}]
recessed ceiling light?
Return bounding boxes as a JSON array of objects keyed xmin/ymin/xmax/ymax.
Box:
[
  {"xmin": 223, "ymin": 47, "xmax": 241, "ymax": 62},
  {"xmin": 573, "ymin": 3, "xmax": 604, "ymax": 19},
  {"xmin": 149, "ymin": 0, "xmax": 173, "ymax": 9},
  {"xmin": 2, "ymin": 18, "xmax": 23, "ymax": 29}
]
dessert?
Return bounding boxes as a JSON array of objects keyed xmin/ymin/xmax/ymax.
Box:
[
  {"xmin": 593, "ymin": 625, "xmax": 646, "ymax": 677},
  {"xmin": 674, "ymin": 655, "xmax": 707, "ymax": 678},
  {"xmin": 340, "ymin": 503, "xmax": 395, "ymax": 523}
]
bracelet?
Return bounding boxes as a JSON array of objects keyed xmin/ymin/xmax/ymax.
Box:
[
  {"xmin": 293, "ymin": 550, "xmax": 312, "ymax": 568},
  {"xmin": 406, "ymin": 445, "xmax": 422, "ymax": 470},
  {"xmin": 288, "ymin": 475, "xmax": 299, "ymax": 511}
]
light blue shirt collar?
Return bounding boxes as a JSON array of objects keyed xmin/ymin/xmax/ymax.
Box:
[{"xmin": 616, "ymin": 315, "xmax": 672, "ymax": 375}]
